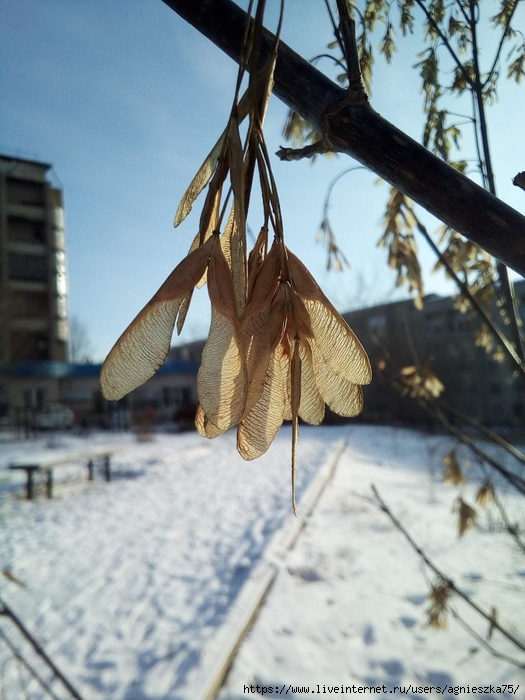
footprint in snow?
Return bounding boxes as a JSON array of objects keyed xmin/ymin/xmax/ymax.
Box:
[
  {"xmin": 363, "ymin": 624, "xmax": 375, "ymax": 646},
  {"xmin": 405, "ymin": 593, "xmax": 427, "ymax": 606},
  {"xmin": 287, "ymin": 566, "xmax": 324, "ymax": 582},
  {"xmin": 400, "ymin": 616, "xmax": 417, "ymax": 629},
  {"xmin": 463, "ymin": 572, "xmax": 483, "ymax": 581}
]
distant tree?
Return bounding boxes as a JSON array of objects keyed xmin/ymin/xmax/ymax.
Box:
[{"xmin": 68, "ymin": 317, "xmax": 94, "ymax": 364}]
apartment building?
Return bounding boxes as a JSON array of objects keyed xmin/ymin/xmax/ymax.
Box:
[
  {"xmin": 343, "ymin": 280, "xmax": 525, "ymax": 428},
  {"xmin": 0, "ymin": 155, "xmax": 69, "ymax": 415}
]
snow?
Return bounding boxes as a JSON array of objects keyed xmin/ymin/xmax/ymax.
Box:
[{"xmin": 1, "ymin": 426, "xmax": 524, "ymax": 699}]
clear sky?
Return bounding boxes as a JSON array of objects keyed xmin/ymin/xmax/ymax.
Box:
[{"xmin": 2, "ymin": 0, "xmax": 524, "ymax": 362}]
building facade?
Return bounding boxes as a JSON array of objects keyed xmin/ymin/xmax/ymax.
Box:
[
  {"xmin": 0, "ymin": 155, "xmax": 68, "ymax": 415},
  {"xmin": 2, "ymin": 360, "xmax": 199, "ymax": 430},
  {"xmin": 0, "ymin": 155, "xmax": 202, "ymax": 430},
  {"xmin": 343, "ymin": 280, "xmax": 525, "ymax": 428}
]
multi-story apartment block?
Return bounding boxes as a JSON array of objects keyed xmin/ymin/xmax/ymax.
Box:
[
  {"xmin": 0, "ymin": 155, "xmax": 68, "ymax": 414},
  {"xmin": 343, "ymin": 280, "xmax": 525, "ymax": 428},
  {"xmin": 0, "ymin": 155, "xmax": 68, "ymax": 363}
]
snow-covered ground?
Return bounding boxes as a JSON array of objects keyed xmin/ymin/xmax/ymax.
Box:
[{"xmin": 1, "ymin": 425, "xmax": 524, "ymax": 700}]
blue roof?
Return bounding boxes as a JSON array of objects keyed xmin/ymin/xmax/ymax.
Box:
[{"xmin": 1, "ymin": 360, "xmax": 199, "ymax": 378}]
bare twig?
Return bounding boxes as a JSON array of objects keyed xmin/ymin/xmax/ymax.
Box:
[
  {"xmin": 334, "ymin": 0, "xmax": 367, "ymax": 98},
  {"xmin": 415, "ymin": 219, "xmax": 525, "ymax": 377},
  {"xmin": 412, "ymin": 0, "xmax": 474, "ymax": 88},
  {"xmin": 372, "ymin": 358, "xmax": 525, "ymax": 497},
  {"xmin": 450, "ymin": 608, "xmax": 525, "ymax": 670},
  {"xmin": 484, "ymin": 0, "xmax": 521, "ymax": 87},
  {"xmin": 371, "ymin": 486, "xmax": 525, "ymax": 655},
  {"xmin": 436, "ymin": 400, "xmax": 525, "ymax": 468},
  {"xmin": 276, "ymin": 141, "xmax": 332, "ymax": 161},
  {"xmin": 430, "ymin": 403, "xmax": 525, "ymax": 497},
  {"xmin": 513, "ymin": 172, "xmax": 525, "ymax": 193}
]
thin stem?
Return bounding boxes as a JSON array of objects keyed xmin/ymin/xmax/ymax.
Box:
[
  {"xmin": 450, "ymin": 609, "xmax": 525, "ymax": 670},
  {"xmin": 470, "ymin": 91, "xmax": 487, "ymax": 188},
  {"xmin": 322, "ymin": 165, "xmax": 368, "ymax": 219},
  {"xmin": 334, "ymin": 0, "xmax": 363, "ymax": 90},
  {"xmin": 322, "ymin": 0, "xmax": 340, "ymax": 42},
  {"xmin": 430, "ymin": 403, "xmax": 525, "ymax": 497},
  {"xmin": 469, "ymin": 0, "xmax": 525, "ymax": 362},
  {"xmin": 310, "ymin": 53, "xmax": 348, "ymax": 73},
  {"xmin": 492, "ymin": 487, "xmax": 525, "ymax": 555},
  {"xmin": 453, "ymin": 0, "xmax": 471, "ymax": 24},
  {"xmin": 415, "ymin": 219, "xmax": 525, "ymax": 377},
  {"xmin": 371, "ymin": 486, "xmax": 525, "ymax": 654},
  {"xmin": 437, "ymin": 400, "xmax": 525, "ymax": 468},
  {"xmin": 413, "ymin": 0, "xmax": 474, "ymax": 88},
  {"xmin": 484, "ymin": 0, "xmax": 521, "ymax": 87},
  {"xmin": 373, "ymin": 357, "xmax": 525, "ymax": 497}
]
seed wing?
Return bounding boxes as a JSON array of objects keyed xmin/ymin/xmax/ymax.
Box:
[
  {"xmin": 288, "ymin": 249, "xmax": 371, "ymax": 386},
  {"xmin": 237, "ymin": 349, "xmax": 284, "ymax": 460},
  {"xmin": 197, "ymin": 310, "xmax": 246, "ymax": 430},
  {"xmin": 174, "ymin": 131, "xmax": 226, "ymax": 227},
  {"xmin": 195, "ymin": 404, "xmax": 224, "ymax": 439},
  {"xmin": 311, "ymin": 341, "xmax": 364, "ymax": 417},
  {"xmin": 298, "ymin": 341, "xmax": 325, "ymax": 425},
  {"xmin": 304, "ymin": 298, "xmax": 371, "ymax": 385},
  {"xmin": 100, "ymin": 238, "xmax": 214, "ymax": 401}
]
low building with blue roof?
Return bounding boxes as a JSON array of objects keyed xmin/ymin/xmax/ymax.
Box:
[{"xmin": 0, "ymin": 359, "xmax": 199, "ymax": 429}]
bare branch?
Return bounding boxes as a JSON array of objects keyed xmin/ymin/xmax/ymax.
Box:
[
  {"xmin": 484, "ymin": 0, "xmax": 521, "ymax": 87},
  {"xmin": 160, "ymin": 0, "xmax": 525, "ymax": 276},
  {"xmin": 437, "ymin": 400, "xmax": 525, "ymax": 468},
  {"xmin": 412, "ymin": 0, "xmax": 474, "ymax": 89},
  {"xmin": 415, "ymin": 219, "xmax": 525, "ymax": 377},
  {"xmin": 371, "ymin": 486, "xmax": 525, "ymax": 655},
  {"xmin": 450, "ymin": 608, "xmax": 525, "ymax": 670}
]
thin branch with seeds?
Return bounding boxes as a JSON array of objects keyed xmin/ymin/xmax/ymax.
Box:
[{"xmin": 370, "ymin": 486, "xmax": 525, "ymax": 654}]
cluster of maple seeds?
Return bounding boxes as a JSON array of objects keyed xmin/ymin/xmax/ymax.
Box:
[
  {"xmin": 100, "ymin": 2, "xmax": 371, "ymax": 511},
  {"xmin": 100, "ymin": 229, "xmax": 371, "ymax": 509}
]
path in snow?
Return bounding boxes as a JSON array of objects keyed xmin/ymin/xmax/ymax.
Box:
[
  {"xmin": 218, "ymin": 426, "xmax": 525, "ymax": 700},
  {"xmin": 0, "ymin": 426, "xmax": 342, "ymax": 699}
]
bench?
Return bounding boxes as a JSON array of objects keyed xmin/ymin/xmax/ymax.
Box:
[{"xmin": 9, "ymin": 450, "xmax": 117, "ymax": 500}]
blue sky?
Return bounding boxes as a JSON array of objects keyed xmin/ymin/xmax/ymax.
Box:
[{"xmin": 2, "ymin": 0, "xmax": 524, "ymax": 361}]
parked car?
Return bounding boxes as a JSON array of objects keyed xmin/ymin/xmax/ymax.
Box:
[{"xmin": 33, "ymin": 403, "xmax": 74, "ymax": 430}]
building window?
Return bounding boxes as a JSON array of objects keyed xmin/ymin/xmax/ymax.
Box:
[
  {"xmin": 7, "ymin": 217, "xmax": 46, "ymax": 244},
  {"xmin": 8, "ymin": 253, "xmax": 48, "ymax": 282},
  {"xmin": 10, "ymin": 331, "xmax": 49, "ymax": 361},
  {"xmin": 6, "ymin": 178, "xmax": 45, "ymax": 206},
  {"xmin": 10, "ymin": 291, "xmax": 49, "ymax": 318},
  {"xmin": 24, "ymin": 388, "xmax": 47, "ymax": 411},
  {"xmin": 425, "ymin": 313, "xmax": 444, "ymax": 334}
]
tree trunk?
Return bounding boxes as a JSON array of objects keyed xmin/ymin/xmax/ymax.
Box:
[{"xmin": 161, "ymin": 0, "xmax": 525, "ymax": 277}]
